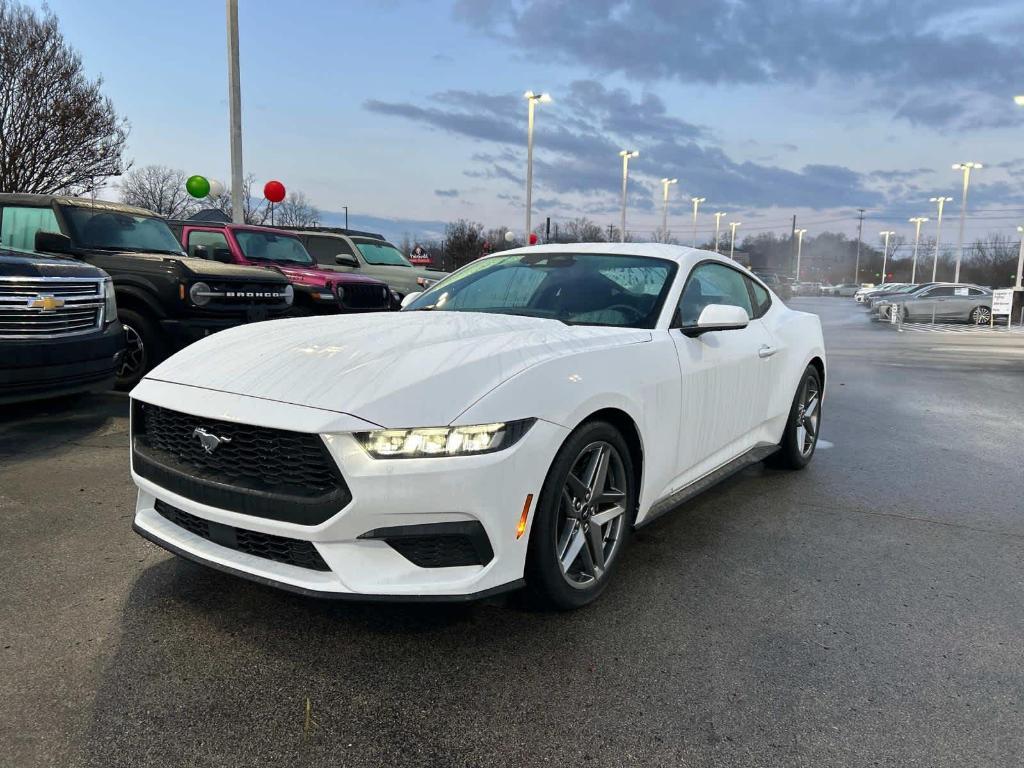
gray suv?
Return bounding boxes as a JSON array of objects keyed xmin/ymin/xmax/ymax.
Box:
[
  {"xmin": 287, "ymin": 227, "xmax": 447, "ymax": 303},
  {"xmin": 885, "ymin": 283, "xmax": 992, "ymax": 323}
]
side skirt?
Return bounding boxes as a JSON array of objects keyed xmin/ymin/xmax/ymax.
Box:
[{"xmin": 637, "ymin": 444, "xmax": 779, "ymax": 528}]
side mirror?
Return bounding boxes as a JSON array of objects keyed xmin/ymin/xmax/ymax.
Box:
[
  {"xmin": 681, "ymin": 304, "xmax": 749, "ymax": 337},
  {"xmin": 212, "ymin": 247, "xmax": 233, "ymax": 264},
  {"xmin": 192, "ymin": 245, "xmax": 210, "ymax": 260},
  {"xmin": 335, "ymin": 255, "xmax": 359, "ymax": 268},
  {"xmin": 35, "ymin": 230, "xmax": 73, "ymax": 253},
  {"xmin": 400, "ymin": 291, "xmax": 422, "ymax": 309}
]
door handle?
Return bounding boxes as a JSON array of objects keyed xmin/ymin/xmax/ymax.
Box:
[{"xmin": 758, "ymin": 345, "xmax": 778, "ymax": 359}]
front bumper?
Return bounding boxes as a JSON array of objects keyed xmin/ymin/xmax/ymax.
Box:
[
  {"xmin": 129, "ymin": 380, "xmax": 567, "ymax": 599},
  {"xmin": 159, "ymin": 311, "xmax": 287, "ymax": 350},
  {"xmin": 0, "ymin": 321, "xmax": 124, "ymax": 404}
]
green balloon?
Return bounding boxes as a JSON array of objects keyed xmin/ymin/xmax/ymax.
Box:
[{"xmin": 186, "ymin": 175, "xmax": 210, "ymax": 198}]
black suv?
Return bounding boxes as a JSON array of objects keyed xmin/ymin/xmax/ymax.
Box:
[
  {"xmin": 0, "ymin": 194, "xmax": 294, "ymax": 389},
  {"xmin": 1, "ymin": 247, "xmax": 124, "ymax": 404}
]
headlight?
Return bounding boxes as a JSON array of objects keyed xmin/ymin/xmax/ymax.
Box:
[
  {"xmin": 283, "ymin": 284, "xmax": 294, "ymax": 305},
  {"xmin": 355, "ymin": 419, "xmax": 534, "ymax": 459},
  {"xmin": 189, "ymin": 281, "xmax": 212, "ymax": 306},
  {"xmin": 335, "ymin": 285, "xmax": 345, "ymax": 301},
  {"xmin": 103, "ymin": 279, "xmax": 117, "ymax": 324}
]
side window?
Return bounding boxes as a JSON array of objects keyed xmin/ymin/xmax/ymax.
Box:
[
  {"xmin": 967, "ymin": 287, "xmax": 987, "ymax": 296},
  {"xmin": 924, "ymin": 286, "xmax": 955, "ymax": 297},
  {"xmin": 747, "ymin": 277, "xmax": 771, "ymax": 318},
  {"xmin": 678, "ymin": 262, "xmax": 753, "ymax": 325},
  {"xmin": 0, "ymin": 206, "xmax": 62, "ymax": 251},
  {"xmin": 186, "ymin": 230, "xmax": 230, "ymax": 259},
  {"xmin": 306, "ymin": 236, "xmax": 355, "ymax": 266}
]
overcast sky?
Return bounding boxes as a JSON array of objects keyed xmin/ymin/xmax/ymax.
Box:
[{"xmin": 36, "ymin": 0, "xmax": 1024, "ymax": 245}]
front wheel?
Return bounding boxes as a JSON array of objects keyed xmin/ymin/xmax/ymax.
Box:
[
  {"xmin": 115, "ymin": 309, "xmax": 164, "ymax": 391},
  {"xmin": 525, "ymin": 421, "xmax": 636, "ymax": 610},
  {"xmin": 767, "ymin": 365, "xmax": 822, "ymax": 470}
]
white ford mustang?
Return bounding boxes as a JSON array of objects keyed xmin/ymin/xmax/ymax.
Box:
[{"xmin": 129, "ymin": 243, "xmax": 825, "ymax": 609}]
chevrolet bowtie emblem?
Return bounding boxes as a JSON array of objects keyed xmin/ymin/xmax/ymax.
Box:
[
  {"xmin": 27, "ymin": 295, "xmax": 65, "ymax": 311},
  {"xmin": 192, "ymin": 427, "xmax": 232, "ymax": 454}
]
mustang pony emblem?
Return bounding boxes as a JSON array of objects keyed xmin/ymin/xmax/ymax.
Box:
[{"xmin": 192, "ymin": 427, "xmax": 232, "ymax": 454}]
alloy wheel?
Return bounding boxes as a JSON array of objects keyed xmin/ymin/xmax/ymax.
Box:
[
  {"xmin": 795, "ymin": 376, "xmax": 820, "ymax": 457},
  {"xmin": 554, "ymin": 441, "xmax": 629, "ymax": 589},
  {"xmin": 972, "ymin": 307, "xmax": 991, "ymax": 324},
  {"xmin": 119, "ymin": 324, "xmax": 146, "ymax": 379}
]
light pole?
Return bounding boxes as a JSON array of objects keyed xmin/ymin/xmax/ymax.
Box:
[
  {"xmin": 908, "ymin": 217, "xmax": 928, "ymax": 283},
  {"xmin": 226, "ymin": 0, "xmax": 244, "ymax": 224},
  {"xmin": 660, "ymin": 178, "xmax": 677, "ymax": 243},
  {"xmin": 794, "ymin": 228, "xmax": 807, "ymax": 281},
  {"xmin": 713, "ymin": 212, "xmax": 726, "ymax": 253},
  {"xmin": 618, "ymin": 150, "xmax": 638, "ymax": 243},
  {"xmin": 1016, "ymin": 225, "xmax": 1024, "ymax": 290},
  {"xmin": 523, "ymin": 91, "xmax": 551, "ymax": 242},
  {"xmin": 929, "ymin": 196, "xmax": 952, "ymax": 281},
  {"xmin": 879, "ymin": 230, "xmax": 895, "ymax": 283},
  {"xmin": 952, "ymin": 162, "xmax": 982, "ymax": 283},
  {"xmin": 690, "ymin": 196, "xmax": 705, "ymax": 247},
  {"xmin": 728, "ymin": 221, "xmax": 741, "ymax": 260}
]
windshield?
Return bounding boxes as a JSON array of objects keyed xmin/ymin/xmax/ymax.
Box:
[
  {"xmin": 59, "ymin": 204, "xmax": 184, "ymax": 254},
  {"xmin": 404, "ymin": 252, "xmax": 676, "ymax": 328},
  {"xmin": 355, "ymin": 240, "xmax": 412, "ymax": 267},
  {"xmin": 235, "ymin": 230, "xmax": 313, "ymax": 265}
]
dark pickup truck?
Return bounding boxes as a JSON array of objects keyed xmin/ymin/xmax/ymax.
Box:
[
  {"xmin": 1, "ymin": 247, "xmax": 124, "ymax": 404},
  {"xmin": 0, "ymin": 194, "xmax": 294, "ymax": 389}
]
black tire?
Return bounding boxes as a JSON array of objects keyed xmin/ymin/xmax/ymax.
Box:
[
  {"xmin": 115, "ymin": 309, "xmax": 164, "ymax": 391},
  {"xmin": 525, "ymin": 420, "xmax": 636, "ymax": 610},
  {"xmin": 767, "ymin": 365, "xmax": 822, "ymax": 470}
]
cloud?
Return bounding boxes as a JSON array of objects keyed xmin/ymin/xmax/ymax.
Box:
[
  {"xmin": 434, "ymin": 188, "xmax": 459, "ymax": 198},
  {"xmin": 366, "ymin": 80, "xmax": 884, "ymax": 211},
  {"xmin": 452, "ymin": 0, "xmax": 1024, "ymax": 127}
]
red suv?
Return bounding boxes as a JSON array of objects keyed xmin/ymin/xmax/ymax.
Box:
[{"xmin": 169, "ymin": 220, "xmax": 393, "ymax": 314}]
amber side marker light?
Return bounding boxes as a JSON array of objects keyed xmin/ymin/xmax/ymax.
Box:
[{"xmin": 516, "ymin": 494, "xmax": 534, "ymax": 539}]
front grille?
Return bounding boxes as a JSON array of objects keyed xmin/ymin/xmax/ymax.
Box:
[
  {"xmin": 154, "ymin": 499, "xmax": 330, "ymax": 571},
  {"xmin": 340, "ymin": 282, "xmax": 390, "ymax": 310},
  {"xmin": 0, "ymin": 277, "xmax": 104, "ymax": 338},
  {"xmin": 132, "ymin": 402, "xmax": 351, "ymax": 525},
  {"xmin": 203, "ymin": 281, "xmax": 292, "ymax": 310}
]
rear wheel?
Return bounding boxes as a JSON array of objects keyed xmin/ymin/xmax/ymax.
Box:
[
  {"xmin": 970, "ymin": 306, "xmax": 991, "ymax": 324},
  {"xmin": 767, "ymin": 365, "xmax": 822, "ymax": 470},
  {"xmin": 525, "ymin": 421, "xmax": 636, "ymax": 610},
  {"xmin": 116, "ymin": 309, "xmax": 163, "ymax": 391}
]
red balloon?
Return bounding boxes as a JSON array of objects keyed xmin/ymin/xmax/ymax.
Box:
[
  {"xmin": 529, "ymin": 232, "xmax": 539, "ymax": 245},
  {"xmin": 264, "ymin": 180, "xmax": 286, "ymax": 203}
]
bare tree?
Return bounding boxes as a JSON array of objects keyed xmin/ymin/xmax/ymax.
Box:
[
  {"xmin": 118, "ymin": 165, "xmax": 197, "ymax": 218},
  {"xmin": 444, "ymin": 219, "xmax": 486, "ymax": 269},
  {"xmin": 208, "ymin": 174, "xmax": 269, "ymax": 224},
  {"xmin": 0, "ymin": 0, "xmax": 129, "ymax": 194},
  {"xmin": 272, "ymin": 190, "xmax": 319, "ymax": 227},
  {"xmin": 560, "ymin": 217, "xmax": 607, "ymax": 242}
]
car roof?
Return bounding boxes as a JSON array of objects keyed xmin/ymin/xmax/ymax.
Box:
[
  {"xmin": 493, "ymin": 242, "xmax": 746, "ymax": 275},
  {"xmin": 0, "ymin": 192, "xmax": 156, "ymax": 218}
]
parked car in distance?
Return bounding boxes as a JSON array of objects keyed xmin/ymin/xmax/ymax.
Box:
[
  {"xmin": 858, "ymin": 283, "xmax": 908, "ymax": 305},
  {"xmin": 0, "ymin": 194, "xmax": 294, "ymax": 389},
  {"xmin": 129, "ymin": 243, "xmax": 826, "ymax": 609},
  {"xmin": 1, "ymin": 246, "xmax": 124, "ymax": 404},
  {"xmin": 831, "ymin": 283, "xmax": 860, "ymax": 297},
  {"xmin": 818, "ymin": 283, "xmax": 835, "ymax": 296},
  {"xmin": 792, "ymin": 281, "xmax": 821, "ymax": 296},
  {"xmin": 885, "ymin": 283, "xmax": 993, "ymax": 323},
  {"xmin": 170, "ymin": 221, "xmax": 393, "ymax": 315},
  {"xmin": 868, "ymin": 283, "xmax": 933, "ymax": 313},
  {"xmin": 854, "ymin": 284, "xmax": 880, "ymax": 302},
  {"xmin": 752, "ymin": 271, "xmax": 791, "ymax": 300},
  {"xmin": 283, "ymin": 226, "xmax": 448, "ymax": 305}
]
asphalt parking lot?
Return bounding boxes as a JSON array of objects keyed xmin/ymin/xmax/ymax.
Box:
[{"xmin": 2, "ymin": 297, "xmax": 1022, "ymax": 768}]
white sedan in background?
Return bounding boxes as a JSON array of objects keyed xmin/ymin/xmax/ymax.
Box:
[{"xmin": 129, "ymin": 244, "xmax": 826, "ymax": 609}]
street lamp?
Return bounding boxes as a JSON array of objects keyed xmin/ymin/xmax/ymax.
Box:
[
  {"xmin": 618, "ymin": 150, "xmax": 639, "ymax": 243},
  {"xmin": 1016, "ymin": 225, "xmax": 1024, "ymax": 290},
  {"xmin": 952, "ymin": 162, "xmax": 982, "ymax": 282},
  {"xmin": 690, "ymin": 196, "xmax": 705, "ymax": 247},
  {"xmin": 794, "ymin": 228, "xmax": 807, "ymax": 281},
  {"xmin": 1015, "ymin": 95, "xmax": 1024, "ymax": 106},
  {"xmin": 879, "ymin": 230, "xmax": 895, "ymax": 284},
  {"xmin": 909, "ymin": 216, "xmax": 929, "ymax": 283},
  {"xmin": 713, "ymin": 212, "xmax": 726, "ymax": 253},
  {"xmin": 660, "ymin": 178, "xmax": 677, "ymax": 243},
  {"xmin": 523, "ymin": 91, "xmax": 551, "ymax": 241},
  {"xmin": 728, "ymin": 221, "xmax": 741, "ymax": 260},
  {"xmin": 929, "ymin": 196, "xmax": 952, "ymax": 281}
]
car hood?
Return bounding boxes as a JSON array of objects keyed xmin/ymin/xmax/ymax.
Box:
[
  {"xmin": 276, "ymin": 264, "xmax": 385, "ymax": 288},
  {"xmin": 144, "ymin": 311, "xmax": 651, "ymax": 427}
]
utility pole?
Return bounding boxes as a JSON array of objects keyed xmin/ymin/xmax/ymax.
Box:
[
  {"xmin": 791, "ymin": 214, "xmax": 797, "ymax": 273},
  {"xmin": 545, "ymin": 217, "xmax": 550, "ymax": 244},
  {"xmin": 608, "ymin": 223, "xmax": 614, "ymax": 241},
  {"xmin": 854, "ymin": 208, "xmax": 865, "ymax": 283},
  {"xmin": 226, "ymin": 0, "xmax": 244, "ymax": 224}
]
